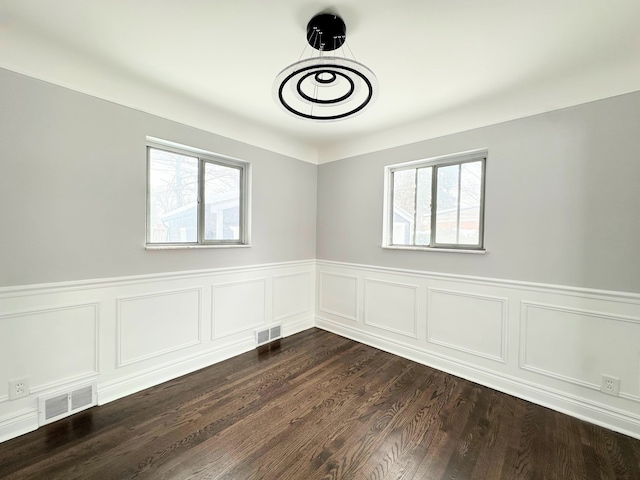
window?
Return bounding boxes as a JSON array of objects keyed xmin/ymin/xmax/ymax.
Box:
[
  {"xmin": 146, "ymin": 139, "xmax": 250, "ymax": 247},
  {"xmin": 383, "ymin": 150, "xmax": 486, "ymax": 251}
]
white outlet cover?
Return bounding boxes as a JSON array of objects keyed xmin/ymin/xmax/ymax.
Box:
[
  {"xmin": 8, "ymin": 379, "xmax": 30, "ymax": 400},
  {"xmin": 600, "ymin": 374, "xmax": 620, "ymax": 396}
]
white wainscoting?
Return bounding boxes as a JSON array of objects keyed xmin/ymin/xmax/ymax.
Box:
[
  {"xmin": 315, "ymin": 260, "xmax": 640, "ymax": 439},
  {"xmin": 0, "ymin": 260, "xmax": 315, "ymax": 443},
  {"xmin": 428, "ymin": 288, "xmax": 507, "ymax": 363},
  {"xmin": 520, "ymin": 301, "xmax": 640, "ymax": 401},
  {"xmin": 364, "ymin": 278, "xmax": 419, "ymax": 338},
  {"xmin": 318, "ymin": 272, "xmax": 359, "ymax": 322},
  {"xmin": 273, "ymin": 272, "xmax": 312, "ymax": 321},
  {"xmin": 0, "ymin": 303, "xmax": 99, "ymax": 403},
  {"xmin": 3, "ymin": 258, "xmax": 640, "ymax": 443},
  {"xmin": 212, "ymin": 279, "xmax": 266, "ymax": 339},
  {"xmin": 117, "ymin": 288, "xmax": 202, "ymax": 367}
]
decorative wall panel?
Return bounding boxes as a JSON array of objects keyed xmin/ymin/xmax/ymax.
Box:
[
  {"xmin": 319, "ymin": 272, "xmax": 358, "ymax": 321},
  {"xmin": 364, "ymin": 279, "xmax": 418, "ymax": 338},
  {"xmin": 0, "ymin": 303, "xmax": 98, "ymax": 399},
  {"xmin": 212, "ymin": 279, "xmax": 266, "ymax": 339},
  {"xmin": 117, "ymin": 288, "xmax": 201, "ymax": 367},
  {"xmin": 273, "ymin": 272, "xmax": 311, "ymax": 321},
  {"xmin": 428, "ymin": 288, "xmax": 507, "ymax": 362},
  {"xmin": 520, "ymin": 301, "xmax": 640, "ymax": 400}
]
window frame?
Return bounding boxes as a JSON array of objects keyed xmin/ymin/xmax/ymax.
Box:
[
  {"xmin": 382, "ymin": 149, "xmax": 487, "ymax": 253},
  {"xmin": 145, "ymin": 138, "xmax": 251, "ymax": 248}
]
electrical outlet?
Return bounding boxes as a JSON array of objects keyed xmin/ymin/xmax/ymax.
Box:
[
  {"xmin": 8, "ymin": 378, "xmax": 30, "ymax": 400},
  {"xmin": 600, "ymin": 374, "xmax": 620, "ymax": 396}
]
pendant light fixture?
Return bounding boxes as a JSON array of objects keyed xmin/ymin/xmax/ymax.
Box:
[{"xmin": 273, "ymin": 13, "xmax": 379, "ymax": 122}]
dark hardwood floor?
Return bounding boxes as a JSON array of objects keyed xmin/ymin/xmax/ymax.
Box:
[{"xmin": 1, "ymin": 328, "xmax": 639, "ymax": 479}]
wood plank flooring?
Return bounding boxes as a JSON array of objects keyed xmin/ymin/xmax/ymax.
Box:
[{"xmin": 1, "ymin": 328, "xmax": 639, "ymax": 479}]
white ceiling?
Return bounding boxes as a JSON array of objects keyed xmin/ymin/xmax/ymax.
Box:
[{"xmin": 1, "ymin": 1, "xmax": 639, "ymax": 164}]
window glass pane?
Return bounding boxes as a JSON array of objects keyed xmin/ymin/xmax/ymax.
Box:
[
  {"xmin": 414, "ymin": 167, "xmax": 432, "ymax": 245},
  {"xmin": 458, "ymin": 161, "xmax": 482, "ymax": 245},
  {"xmin": 204, "ymin": 162, "xmax": 241, "ymax": 241},
  {"xmin": 148, "ymin": 148, "xmax": 198, "ymax": 243},
  {"xmin": 435, "ymin": 164, "xmax": 460, "ymax": 244},
  {"xmin": 392, "ymin": 169, "xmax": 416, "ymax": 245}
]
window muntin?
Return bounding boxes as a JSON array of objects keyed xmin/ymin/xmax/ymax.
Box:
[
  {"xmin": 146, "ymin": 142, "xmax": 249, "ymax": 246},
  {"xmin": 386, "ymin": 151, "xmax": 486, "ymax": 250}
]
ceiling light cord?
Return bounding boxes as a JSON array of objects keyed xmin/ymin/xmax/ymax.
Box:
[{"xmin": 344, "ymin": 41, "xmax": 357, "ymax": 61}]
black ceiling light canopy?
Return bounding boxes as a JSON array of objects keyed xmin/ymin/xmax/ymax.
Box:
[
  {"xmin": 273, "ymin": 12, "xmax": 378, "ymax": 122},
  {"xmin": 306, "ymin": 13, "xmax": 346, "ymax": 51}
]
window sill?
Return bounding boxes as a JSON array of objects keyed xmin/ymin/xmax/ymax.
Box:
[
  {"xmin": 382, "ymin": 245, "xmax": 487, "ymax": 254},
  {"xmin": 145, "ymin": 244, "xmax": 251, "ymax": 250}
]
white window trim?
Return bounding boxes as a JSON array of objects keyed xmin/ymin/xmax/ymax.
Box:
[
  {"xmin": 381, "ymin": 245, "xmax": 487, "ymax": 254},
  {"xmin": 144, "ymin": 244, "xmax": 252, "ymax": 251},
  {"xmin": 381, "ymin": 148, "xmax": 487, "ymax": 253},
  {"xmin": 145, "ymin": 137, "xmax": 251, "ymax": 249}
]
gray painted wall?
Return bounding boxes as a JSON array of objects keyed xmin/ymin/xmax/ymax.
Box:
[
  {"xmin": 317, "ymin": 91, "xmax": 640, "ymax": 293},
  {"xmin": 3, "ymin": 66, "xmax": 638, "ymax": 293},
  {"xmin": 0, "ymin": 68, "xmax": 317, "ymax": 286}
]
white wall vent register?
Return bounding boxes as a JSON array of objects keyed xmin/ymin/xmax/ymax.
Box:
[
  {"xmin": 255, "ymin": 324, "xmax": 282, "ymax": 347},
  {"xmin": 38, "ymin": 382, "xmax": 97, "ymax": 426}
]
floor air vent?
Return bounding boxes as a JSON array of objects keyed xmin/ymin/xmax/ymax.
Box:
[
  {"xmin": 255, "ymin": 324, "xmax": 282, "ymax": 347},
  {"xmin": 38, "ymin": 382, "xmax": 97, "ymax": 426}
]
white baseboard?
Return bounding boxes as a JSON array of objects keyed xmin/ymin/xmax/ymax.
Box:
[
  {"xmin": 0, "ymin": 409, "xmax": 38, "ymax": 444},
  {"xmin": 316, "ymin": 316, "xmax": 640, "ymax": 439},
  {"xmin": 283, "ymin": 315, "xmax": 315, "ymax": 337}
]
